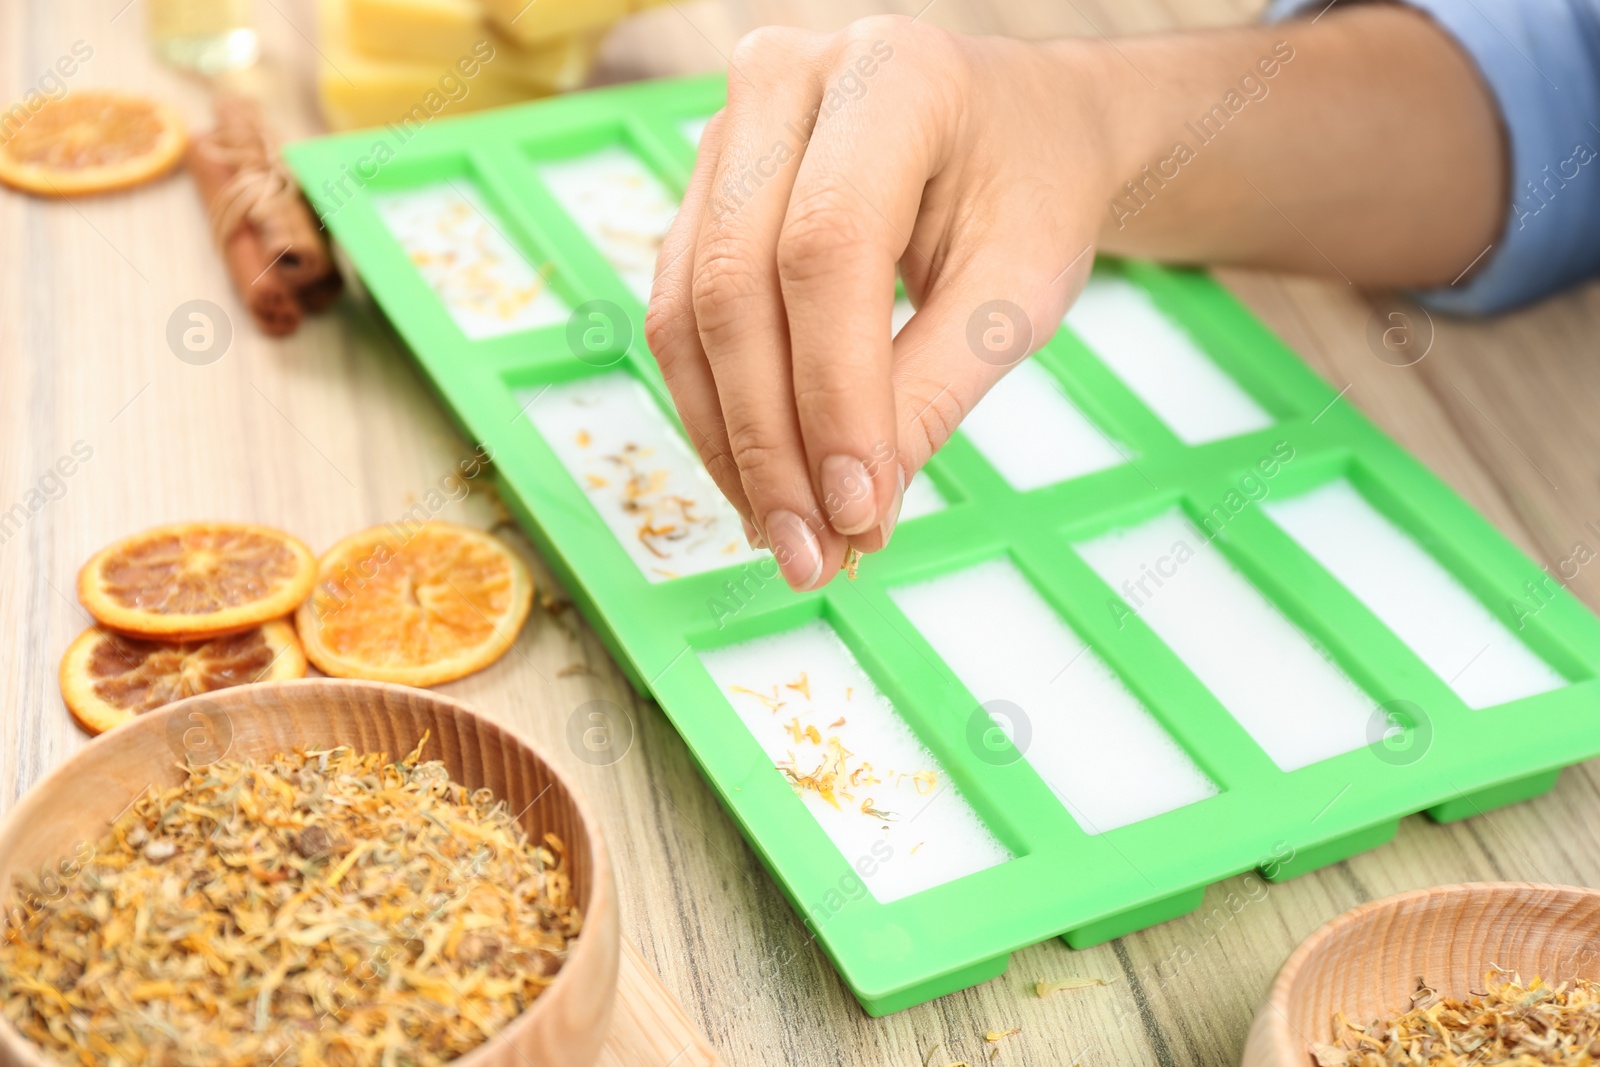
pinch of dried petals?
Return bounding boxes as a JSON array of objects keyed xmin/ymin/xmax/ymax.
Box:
[
  {"xmin": 843, "ymin": 547, "xmax": 862, "ymax": 580},
  {"xmin": 1312, "ymin": 969, "xmax": 1600, "ymax": 1067},
  {"xmin": 1036, "ymin": 977, "xmax": 1108, "ymax": 997},
  {"xmin": 0, "ymin": 734, "xmax": 582, "ymax": 1067}
]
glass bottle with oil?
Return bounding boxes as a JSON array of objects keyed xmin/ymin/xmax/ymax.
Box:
[{"xmin": 147, "ymin": 0, "xmax": 259, "ymax": 73}]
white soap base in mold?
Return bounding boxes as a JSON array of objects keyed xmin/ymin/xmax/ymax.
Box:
[
  {"xmin": 890, "ymin": 558, "xmax": 1217, "ymax": 834},
  {"xmin": 1065, "ymin": 274, "xmax": 1273, "ymax": 445},
  {"xmin": 536, "ymin": 145, "xmax": 678, "ymax": 303},
  {"xmin": 373, "ymin": 181, "xmax": 569, "ymax": 340},
  {"xmin": 1264, "ymin": 479, "xmax": 1566, "ymax": 708},
  {"xmin": 680, "ymin": 116, "xmax": 711, "ymax": 147},
  {"xmin": 519, "ymin": 372, "xmax": 764, "ymax": 582},
  {"xmin": 898, "ymin": 474, "xmax": 945, "ymax": 523},
  {"xmin": 701, "ymin": 619, "xmax": 1011, "ymax": 903},
  {"xmin": 1075, "ymin": 509, "xmax": 1375, "ymax": 772},
  {"xmin": 891, "ymin": 296, "xmax": 915, "ymax": 338},
  {"xmin": 960, "ymin": 359, "xmax": 1129, "ymax": 491}
]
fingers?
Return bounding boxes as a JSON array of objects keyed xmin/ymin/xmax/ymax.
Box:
[
  {"xmin": 691, "ymin": 29, "xmax": 847, "ymax": 590},
  {"xmin": 655, "ymin": 17, "xmax": 1086, "ymax": 589},
  {"xmin": 646, "ymin": 110, "xmax": 758, "ymax": 539},
  {"xmin": 775, "ymin": 18, "xmax": 977, "ymax": 557}
]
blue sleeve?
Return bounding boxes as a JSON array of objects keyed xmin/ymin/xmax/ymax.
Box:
[{"xmin": 1265, "ymin": 0, "xmax": 1600, "ymax": 314}]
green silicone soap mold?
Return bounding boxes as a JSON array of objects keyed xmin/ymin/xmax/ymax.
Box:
[{"xmin": 286, "ymin": 74, "xmax": 1600, "ymax": 1016}]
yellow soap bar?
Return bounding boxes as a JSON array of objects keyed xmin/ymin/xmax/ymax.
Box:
[
  {"xmin": 318, "ymin": 0, "xmax": 533, "ymax": 130},
  {"xmin": 494, "ymin": 31, "xmax": 600, "ymax": 91},
  {"xmin": 343, "ymin": 0, "xmax": 598, "ymax": 93},
  {"xmin": 481, "ymin": 0, "xmax": 629, "ymax": 47},
  {"xmin": 346, "ymin": 0, "xmax": 483, "ymax": 61}
]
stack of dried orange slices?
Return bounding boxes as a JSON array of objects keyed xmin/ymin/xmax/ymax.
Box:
[
  {"xmin": 62, "ymin": 522, "xmax": 315, "ymax": 735},
  {"xmin": 60, "ymin": 520, "xmax": 534, "ymax": 735}
]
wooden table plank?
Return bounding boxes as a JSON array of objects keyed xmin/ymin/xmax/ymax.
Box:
[{"xmin": 5, "ymin": 2, "xmax": 1600, "ymax": 1066}]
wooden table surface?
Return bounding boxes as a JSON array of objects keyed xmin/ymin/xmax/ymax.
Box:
[{"xmin": 7, "ymin": 1, "xmax": 1600, "ymax": 1065}]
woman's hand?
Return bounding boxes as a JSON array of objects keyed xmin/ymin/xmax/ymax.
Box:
[
  {"xmin": 645, "ymin": 16, "xmax": 1128, "ymax": 591},
  {"xmin": 645, "ymin": 7, "xmax": 1503, "ymax": 592}
]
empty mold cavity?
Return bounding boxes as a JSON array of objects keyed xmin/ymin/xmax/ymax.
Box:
[
  {"xmin": 1075, "ymin": 510, "xmax": 1375, "ymax": 771},
  {"xmin": 899, "ymin": 474, "xmax": 946, "ymax": 522},
  {"xmin": 890, "ymin": 558, "xmax": 1217, "ymax": 833},
  {"xmin": 1264, "ymin": 479, "xmax": 1566, "ymax": 708},
  {"xmin": 701, "ymin": 619, "xmax": 1011, "ymax": 902},
  {"xmin": 1065, "ymin": 274, "xmax": 1273, "ymax": 444},
  {"xmin": 373, "ymin": 181, "xmax": 569, "ymax": 339},
  {"xmin": 961, "ymin": 360, "xmax": 1128, "ymax": 491},
  {"xmin": 518, "ymin": 372, "xmax": 763, "ymax": 581},
  {"xmin": 680, "ymin": 116, "xmax": 711, "ymax": 146},
  {"xmin": 535, "ymin": 144, "xmax": 678, "ymax": 302}
]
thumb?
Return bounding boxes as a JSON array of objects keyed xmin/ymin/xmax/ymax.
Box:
[{"xmin": 889, "ymin": 244, "xmax": 1095, "ymax": 478}]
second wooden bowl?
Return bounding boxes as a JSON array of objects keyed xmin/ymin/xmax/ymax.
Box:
[
  {"xmin": 0, "ymin": 678, "xmax": 619, "ymax": 1067},
  {"xmin": 1243, "ymin": 882, "xmax": 1600, "ymax": 1067}
]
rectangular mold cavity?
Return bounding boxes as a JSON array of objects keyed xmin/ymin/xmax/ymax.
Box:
[
  {"xmin": 960, "ymin": 360, "xmax": 1129, "ymax": 491},
  {"xmin": 700, "ymin": 618, "xmax": 1011, "ymax": 903},
  {"xmin": 534, "ymin": 144, "xmax": 679, "ymax": 302},
  {"xmin": 1263, "ymin": 478, "xmax": 1567, "ymax": 708},
  {"xmin": 889, "ymin": 557, "xmax": 1218, "ymax": 833},
  {"xmin": 1074, "ymin": 509, "xmax": 1375, "ymax": 772},
  {"xmin": 518, "ymin": 371, "xmax": 764, "ymax": 581},
  {"xmin": 1065, "ymin": 274, "xmax": 1273, "ymax": 444},
  {"xmin": 372, "ymin": 180, "xmax": 569, "ymax": 339}
]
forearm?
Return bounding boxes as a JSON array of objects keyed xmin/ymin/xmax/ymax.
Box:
[{"xmin": 1070, "ymin": 5, "xmax": 1505, "ymax": 288}]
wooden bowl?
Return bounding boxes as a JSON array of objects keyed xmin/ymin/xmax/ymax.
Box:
[
  {"xmin": 0, "ymin": 679, "xmax": 619, "ymax": 1067},
  {"xmin": 1243, "ymin": 882, "xmax": 1600, "ymax": 1067}
]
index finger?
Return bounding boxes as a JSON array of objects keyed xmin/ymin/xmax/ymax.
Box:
[{"xmin": 777, "ymin": 21, "xmax": 954, "ymax": 548}]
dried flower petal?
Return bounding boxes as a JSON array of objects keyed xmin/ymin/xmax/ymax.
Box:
[{"xmin": 1036, "ymin": 977, "xmax": 1107, "ymax": 997}]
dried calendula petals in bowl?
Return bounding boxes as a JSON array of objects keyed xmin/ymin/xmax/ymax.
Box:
[
  {"xmin": 0, "ymin": 733, "xmax": 583, "ymax": 1067},
  {"xmin": 57, "ymin": 619, "xmax": 306, "ymax": 735},
  {"xmin": 1311, "ymin": 969, "xmax": 1600, "ymax": 1066},
  {"xmin": 295, "ymin": 521, "xmax": 534, "ymax": 687}
]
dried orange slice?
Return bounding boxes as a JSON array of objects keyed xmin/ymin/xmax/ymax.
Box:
[
  {"xmin": 0, "ymin": 91, "xmax": 186, "ymax": 197},
  {"xmin": 59, "ymin": 620, "xmax": 307, "ymax": 736},
  {"xmin": 78, "ymin": 522, "xmax": 317, "ymax": 639},
  {"xmin": 296, "ymin": 522, "xmax": 534, "ymax": 687}
]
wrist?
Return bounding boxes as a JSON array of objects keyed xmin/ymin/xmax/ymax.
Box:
[{"xmin": 1037, "ymin": 36, "xmax": 1170, "ymax": 232}]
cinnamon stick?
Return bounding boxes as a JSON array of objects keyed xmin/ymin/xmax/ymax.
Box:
[
  {"xmin": 185, "ymin": 138, "xmax": 302, "ymax": 337},
  {"xmin": 185, "ymin": 93, "xmax": 341, "ymax": 335},
  {"xmin": 208, "ymin": 95, "xmax": 335, "ymax": 293}
]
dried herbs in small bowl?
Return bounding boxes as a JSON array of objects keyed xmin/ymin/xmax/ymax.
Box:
[
  {"xmin": 1243, "ymin": 882, "xmax": 1600, "ymax": 1067},
  {"xmin": 0, "ymin": 680, "xmax": 619, "ymax": 1067}
]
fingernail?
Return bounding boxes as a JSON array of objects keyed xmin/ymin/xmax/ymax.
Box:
[
  {"xmin": 741, "ymin": 516, "xmax": 765, "ymax": 550},
  {"xmin": 766, "ymin": 510, "xmax": 824, "ymax": 590},
  {"xmin": 880, "ymin": 465, "xmax": 905, "ymax": 547},
  {"xmin": 821, "ymin": 455, "xmax": 877, "ymax": 536}
]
